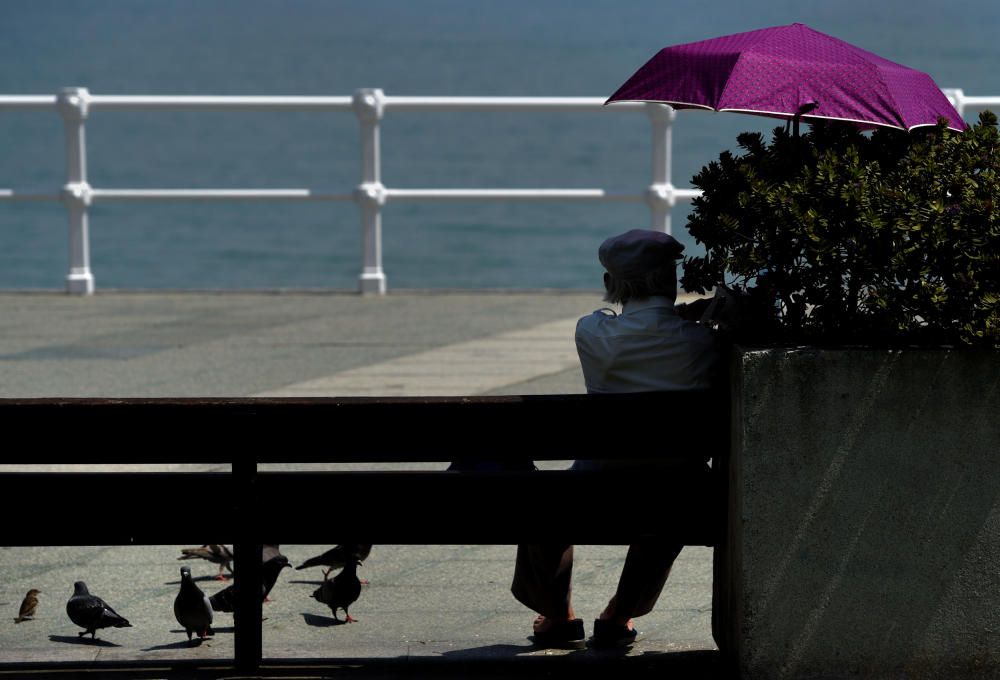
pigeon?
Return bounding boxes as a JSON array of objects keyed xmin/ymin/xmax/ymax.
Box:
[
  {"xmin": 261, "ymin": 544, "xmax": 285, "ymax": 599},
  {"xmin": 66, "ymin": 581, "xmax": 131, "ymax": 639},
  {"xmin": 174, "ymin": 566, "xmax": 213, "ymax": 641},
  {"xmin": 209, "ymin": 554, "xmax": 291, "ymax": 613},
  {"xmin": 262, "ymin": 544, "xmax": 284, "ymax": 563},
  {"xmin": 178, "ymin": 544, "xmax": 234, "ymax": 580},
  {"xmin": 14, "ymin": 589, "xmax": 40, "ymax": 623},
  {"xmin": 296, "ymin": 544, "xmax": 372, "ymax": 582},
  {"xmin": 312, "ymin": 558, "xmax": 362, "ymax": 623},
  {"xmin": 260, "ymin": 553, "xmax": 292, "ymax": 602}
]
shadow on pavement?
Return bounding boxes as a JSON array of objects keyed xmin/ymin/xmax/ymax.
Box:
[
  {"xmin": 302, "ymin": 612, "xmax": 346, "ymax": 627},
  {"xmin": 142, "ymin": 639, "xmax": 208, "ymax": 652},
  {"xmin": 0, "ymin": 650, "xmax": 733, "ymax": 680},
  {"xmin": 439, "ymin": 642, "xmax": 565, "ymax": 658},
  {"xmin": 47, "ymin": 635, "xmax": 119, "ymax": 647}
]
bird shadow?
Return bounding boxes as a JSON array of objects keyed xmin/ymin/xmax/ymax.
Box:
[
  {"xmin": 289, "ymin": 579, "xmax": 326, "ymax": 586},
  {"xmin": 142, "ymin": 639, "xmax": 209, "ymax": 651},
  {"xmin": 302, "ymin": 612, "xmax": 346, "ymax": 627},
  {"xmin": 49, "ymin": 635, "xmax": 119, "ymax": 648}
]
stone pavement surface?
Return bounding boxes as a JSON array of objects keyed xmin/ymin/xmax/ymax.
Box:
[
  {"xmin": 0, "ymin": 292, "xmax": 600, "ymax": 398},
  {"xmin": 0, "ymin": 292, "xmax": 719, "ymax": 675},
  {"xmin": 0, "ymin": 544, "xmax": 715, "ymax": 666}
]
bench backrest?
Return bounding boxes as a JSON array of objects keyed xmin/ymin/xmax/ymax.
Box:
[
  {"xmin": 0, "ymin": 391, "xmax": 728, "ymax": 673},
  {"xmin": 1, "ymin": 391, "xmax": 727, "ymax": 546}
]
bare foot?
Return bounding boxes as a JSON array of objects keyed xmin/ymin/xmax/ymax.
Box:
[
  {"xmin": 533, "ymin": 610, "xmax": 576, "ymax": 633},
  {"xmin": 597, "ymin": 601, "xmax": 633, "ymax": 629}
]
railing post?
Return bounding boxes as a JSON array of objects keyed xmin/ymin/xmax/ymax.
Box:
[
  {"xmin": 56, "ymin": 87, "xmax": 95, "ymax": 294},
  {"xmin": 942, "ymin": 88, "xmax": 965, "ymax": 117},
  {"xmin": 352, "ymin": 88, "xmax": 387, "ymax": 295},
  {"xmin": 644, "ymin": 102, "xmax": 677, "ymax": 234}
]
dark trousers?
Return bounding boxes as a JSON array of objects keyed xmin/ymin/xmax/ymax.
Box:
[{"xmin": 511, "ymin": 540, "xmax": 683, "ymax": 619}]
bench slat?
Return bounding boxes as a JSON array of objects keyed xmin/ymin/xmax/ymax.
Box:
[
  {"xmin": 0, "ymin": 469, "xmax": 720, "ymax": 546},
  {"xmin": 0, "ymin": 392, "xmax": 726, "ymax": 464}
]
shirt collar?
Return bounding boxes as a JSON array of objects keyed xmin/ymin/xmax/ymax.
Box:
[{"xmin": 621, "ymin": 296, "xmax": 677, "ymax": 315}]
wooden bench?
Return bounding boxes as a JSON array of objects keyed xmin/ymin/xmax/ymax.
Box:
[{"xmin": 0, "ymin": 390, "xmax": 728, "ymax": 673}]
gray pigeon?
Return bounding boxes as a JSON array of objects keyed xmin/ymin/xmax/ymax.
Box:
[
  {"xmin": 178, "ymin": 544, "xmax": 234, "ymax": 580},
  {"xmin": 312, "ymin": 558, "xmax": 362, "ymax": 623},
  {"xmin": 262, "ymin": 544, "xmax": 284, "ymax": 564},
  {"xmin": 209, "ymin": 554, "xmax": 291, "ymax": 613},
  {"xmin": 174, "ymin": 566, "xmax": 213, "ymax": 641},
  {"xmin": 66, "ymin": 581, "xmax": 131, "ymax": 639},
  {"xmin": 261, "ymin": 545, "xmax": 288, "ymax": 599},
  {"xmin": 296, "ymin": 544, "xmax": 372, "ymax": 581}
]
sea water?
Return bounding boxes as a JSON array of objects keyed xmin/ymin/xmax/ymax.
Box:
[{"xmin": 1, "ymin": 0, "xmax": 997, "ymax": 290}]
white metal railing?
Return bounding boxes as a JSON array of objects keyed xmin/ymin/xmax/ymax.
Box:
[{"xmin": 0, "ymin": 87, "xmax": 995, "ymax": 294}]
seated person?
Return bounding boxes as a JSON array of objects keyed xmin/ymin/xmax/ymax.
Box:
[{"xmin": 510, "ymin": 228, "xmax": 719, "ymax": 648}]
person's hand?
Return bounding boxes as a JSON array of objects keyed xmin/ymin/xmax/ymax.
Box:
[{"xmin": 677, "ymin": 297, "xmax": 713, "ymax": 320}]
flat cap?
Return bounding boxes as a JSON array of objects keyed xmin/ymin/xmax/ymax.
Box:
[{"xmin": 598, "ymin": 229, "xmax": 684, "ymax": 278}]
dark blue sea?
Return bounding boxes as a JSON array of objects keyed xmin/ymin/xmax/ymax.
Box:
[{"xmin": 2, "ymin": 0, "xmax": 997, "ymax": 290}]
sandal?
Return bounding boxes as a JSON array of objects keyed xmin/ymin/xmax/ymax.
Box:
[
  {"xmin": 591, "ymin": 618, "xmax": 639, "ymax": 648},
  {"xmin": 530, "ymin": 617, "xmax": 586, "ymax": 649}
]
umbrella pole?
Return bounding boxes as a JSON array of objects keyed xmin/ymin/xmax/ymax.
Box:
[{"xmin": 792, "ymin": 102, "xmax": 818, "ymax": 138}]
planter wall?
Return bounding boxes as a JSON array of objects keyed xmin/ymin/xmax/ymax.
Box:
[{"xmin": 716, "ymin": 348, "xmax": 999, "ymax": 679}]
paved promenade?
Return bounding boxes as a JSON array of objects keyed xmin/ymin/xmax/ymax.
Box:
[{"xmin": 0, "ymin": 292, "xmax": 719, "ymax": 676}]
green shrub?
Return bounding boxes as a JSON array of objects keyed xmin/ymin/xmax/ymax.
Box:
[{"xmin": 681, "ymin": 112, "xmax": 1000, "ymax": 348}]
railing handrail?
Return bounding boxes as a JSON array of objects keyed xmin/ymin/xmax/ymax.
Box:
[
  {"xmin": 0, "ymin": 93, "xmax": 640, "ymax": 110},
  {"xmin": 1, "ymin": 88, "xmax": 995, "ymax": 295},
  {"xmin": 3, "ymin": 90, "xmax": 996, "ymax": 110}
]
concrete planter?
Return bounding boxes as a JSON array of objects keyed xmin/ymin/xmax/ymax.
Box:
[{"xmin": 715, "ymin": 348, "xmax": 999, "ymax": 680}]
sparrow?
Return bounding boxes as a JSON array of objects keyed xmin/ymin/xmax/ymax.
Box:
[
  {"xmin": 66, "ymin": 581, "xmax": 131, "ymax": 639},
  {"xmin": 14, "ymin": 589, "xmax": 40, "ymax": 623},
  {"xmin": 296, "ymin": 544, "xmax": 372, "ymax": 582},
  {"xmin": 312, "ymin": 558, "xmax": 362, "ymax": 623},
  {"xmin": 174, "ymin": 566, "xmax": 213, "ymax": 641},
  {"xmin": 178, "ymin": 544, "xmax": 234, "ymax": 580}
]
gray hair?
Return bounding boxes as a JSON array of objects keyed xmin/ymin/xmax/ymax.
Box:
[{"xmin": 603, "ymin": 264, "xmax": 678, "ymax": 305}]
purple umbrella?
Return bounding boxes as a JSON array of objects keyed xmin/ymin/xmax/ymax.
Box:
[{"xmin": 607, "ymin": 23, "xmax": 965, "ymax": 133}]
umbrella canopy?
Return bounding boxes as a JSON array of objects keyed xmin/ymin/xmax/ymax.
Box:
[{"xmin": 607, "ymin": 23, "xmax": 965, "ymax": 132}]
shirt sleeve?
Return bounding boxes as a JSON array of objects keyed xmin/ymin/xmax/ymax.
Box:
[{"xmin": 575, "ymin": 312, "xmax": 615, "ymax": 393}]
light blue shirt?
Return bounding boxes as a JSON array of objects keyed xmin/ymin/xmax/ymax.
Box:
[{"xmin": 575, "ymin": 296, "xmax": 718, "ymax": 394}]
